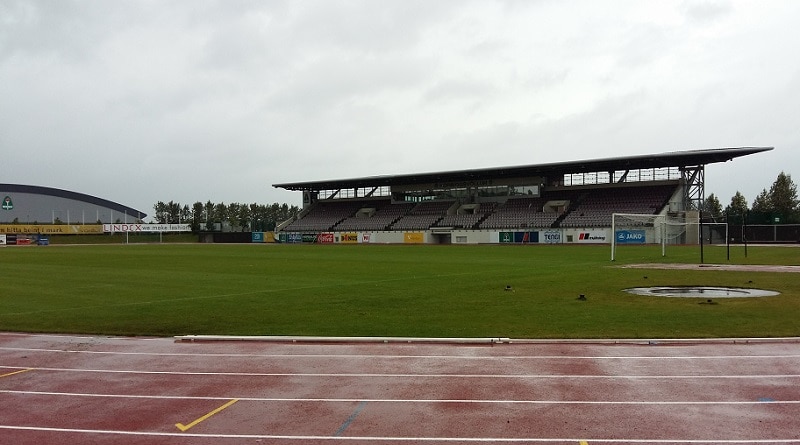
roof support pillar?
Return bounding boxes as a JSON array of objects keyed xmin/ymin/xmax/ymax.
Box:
[{"xmin": 681, "ymin": 165, "xmax": 705, "ymax": 211}]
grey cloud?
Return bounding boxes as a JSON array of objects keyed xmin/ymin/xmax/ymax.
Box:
[
  {"xmin": 1, "ymin": 0, "xmax": 797, "ymax": 216},
  {"xmin": 682, "ymin": 0, "xmax": 733, "ymax": 23}
]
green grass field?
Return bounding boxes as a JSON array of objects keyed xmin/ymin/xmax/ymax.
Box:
[{"xmin": 1, "ymin": 243, "xmax": 798, "ymax": 338}]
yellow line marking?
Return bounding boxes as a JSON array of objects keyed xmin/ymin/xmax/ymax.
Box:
[
  {"xmin": 580, "ymin": 441, "xmax": 589, "ymax": 445},
  {"xmin": 0, "ymin": 368, "xmax": 33, "ymax": 378},
  {"xmin": 175, "ymin": 399, "xmax": 238, "ymax": 432}
]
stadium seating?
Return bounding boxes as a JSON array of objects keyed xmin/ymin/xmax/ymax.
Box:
[
  {"xmin": 283, "ymin": 200, "xmax": 365, "ymax": 232},
  {"xmin": 390, "ymin": 200, "xmax": 455, "ymax": 230},
  {"xmin": 558, "ymin": 185, "xmax": 675, "ymax": 228},
  {"xmin": 283, "ymin": 184, "xmax": 678, "ymax": 232},
  {"xmin": 335, "ymin": 201, "xmax": 413, "ymax": 231},
  {"xmin": 478, "ymin": 190, "xmax": 582, "ymax": 229}
]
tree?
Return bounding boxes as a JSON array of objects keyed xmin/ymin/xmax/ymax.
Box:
[
  {"xmin": 213, "ymin": 202, "xmax": 228, "ymax": 226},
  {"xmin": 725, "ymin": 190, "xmax": 748, "ymax": 215},
  {"xmin": 752, "ymin": 188, "xmax": 770, "ymax": 213},
  {"xmin": 204, "ymin": 201, "xmax": 215, "ymax": 231},
  {"xmin": 768, "ymin": 172, "xmax": 799, "ymax": 219},
  {"xmin": 153, "ymin": 201, "xmax": 167, "ymax": 224},
  {"xmin": 191, "ymin": 202, "xmax": 205, "ymax": 232},
  {"xmin": 180, "ymin": 204, "xmax": 191, "ymax": 224},
  {"xmin": 702, "ymin": 193, "xmax": 723, "ymax": 220},
  {"xmin": 749, "ymin": 172, "xmax": 799, "ymax": 223},
  {"xmin": 166, "ymin": 201, "xmax": 181, "ymax": 224}
]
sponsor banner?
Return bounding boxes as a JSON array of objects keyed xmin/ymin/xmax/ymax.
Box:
[
  {"xmin": 616, "ymin": 230, "xmax": 646, "ymax": 244},
  {"xmin": 302, "ymin": 233, "xmax": 319, "ymax": 243},
  {"xmin": 0, "ymin": 224, "xmax": 103, "ymax": 234},
  {"xmin": 577, "ymin": 231, "xmax": 608, "ymax": 243},
  {"xmin": 317, "ymin": 233, "xmax": 334, "ymax": 244},
  {"xmin": 0, "ymin": 234, "xmax": 5, "ymax": 245},
  {"xmin": 404, "ymin": 232, "xmax": 424, "ymax": 244},
  {"xmin": 513, "ymin": 232, "xmax": 539, "ymax": 243},
  {"xmin": 340, "ymin": 232, "xmax": 358, "ymax": 243},
  {"xmin": 542, "ymin": 230, "xmax": 562, "ymax": 244},
  {"xmin": 286, "ymin": 233, "xmax": 303, "ymax": 243},
  {"xmin": 103, "ymin": 224, "xmax": 190, "ymax": 233},
  {"xmin": 500, "ymin": 232, "xmax": 540, "ymax": 243},
  {"xmin": 251, "ymin": 232, "xmax": 276, "ymax": 243},
  {"xmin": 361, "ymin": 233, "xmax": 371, "ymax": 243}
]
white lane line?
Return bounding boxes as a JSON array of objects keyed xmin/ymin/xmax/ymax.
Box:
[
  {"xmin": 1, "ymin": 426, "xmax": 798, "ymax": 443},
  {"xmin": 3, "ymin": 346, "xmax": 800, "ymax": 360},
  {"xmin": 2, "ymin": 365, "xmax": 800, "ymax": 379},
  {"xmin": 3, "ymin": 389, "xmax": 800, "ymax": 405}
]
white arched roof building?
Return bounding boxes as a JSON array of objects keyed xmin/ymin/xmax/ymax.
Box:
[{"xmin": 0, "ymin": 184, "xmax": 146, "ymax": 224}]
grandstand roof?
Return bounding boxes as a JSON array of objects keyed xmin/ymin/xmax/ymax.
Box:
[{"xmin": 273, "ymin": 146, "xmax": 773, "ymax": 192}]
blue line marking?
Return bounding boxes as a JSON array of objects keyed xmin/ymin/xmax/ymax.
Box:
[
  {"xmin": 334, "ymin": 401, "xmax": 367, "ymax": 437},
  {"xmin": 758, "ymin": 397, "xmax": 776, "ymax": 403}
]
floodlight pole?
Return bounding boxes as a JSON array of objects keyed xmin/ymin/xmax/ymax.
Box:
[
  {"xmin": 743, "ymin": 210, "xmax": 748, "ymax": 258},
  {"xmin": 725, "ymin": 212, "xmax": 730, "ymax": 260},
  {"xmin": 699, "ymin": 209, "xmax": 704, "ymax": 264},
  {"xmin": 610, "ymin": 213, "xmax": 616, "ymax": 261}
]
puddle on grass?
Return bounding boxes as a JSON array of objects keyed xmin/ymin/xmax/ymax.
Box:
[{"xmin": 624, "ymin": 286, "xmax": 779, "ymax": 298}]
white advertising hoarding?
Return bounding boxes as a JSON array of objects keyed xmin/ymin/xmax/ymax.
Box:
[{"xmin": 103, "ymin": 224, "xmax": 191, "ymax": 233}]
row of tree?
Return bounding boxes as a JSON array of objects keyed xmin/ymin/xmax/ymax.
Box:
[
  {"xmin": 152, "ymin": 201, "xmax": 300, "ymax": 232},
  {"xmin": 703, "ymin": 172, "xmax": 799, "ymax": 223}
]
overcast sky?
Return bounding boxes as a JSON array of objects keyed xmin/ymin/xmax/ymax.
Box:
[{"xmin": 2, "ymin": 0, "xmax": 798, "ymax": 218}]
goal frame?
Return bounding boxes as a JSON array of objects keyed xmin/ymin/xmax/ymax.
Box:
[{"xmin": 610, "ymin": 213, "xmax": 728, "ymax": 261}]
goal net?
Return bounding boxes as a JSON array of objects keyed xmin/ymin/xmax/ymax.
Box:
[{"xmin": 611, "ymin": 213, "xmax": 726, "ymax": 261}]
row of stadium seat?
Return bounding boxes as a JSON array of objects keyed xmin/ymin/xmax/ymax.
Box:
[{"xmin": 282, "ymin": 185, "xmax": 676, "ymax": 232}]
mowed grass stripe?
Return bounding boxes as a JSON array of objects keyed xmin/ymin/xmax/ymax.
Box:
[{"xmin": 0, "ymin": 244, "xmax": 798, "ymax": 338}]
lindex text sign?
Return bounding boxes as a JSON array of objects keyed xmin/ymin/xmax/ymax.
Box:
[{"xmin": 103, "ymin": 224, "xmax": 191, "ymax": 232}]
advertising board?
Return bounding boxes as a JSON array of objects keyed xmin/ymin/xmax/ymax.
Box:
[
  {"xmin": 615, "ymin": 230, "xmax": 646, "ymax": 244},
  {"xmin": 340, "ymin": 233, "xmax": 358, "ymax": 243},
  {"xmin": 542, "ymin": 230, "xmax": 562, "ymax": 244},
  {"xmin": 575, "ymin": 231, "xmax": 608, "ymax": 243},
  {"xmin": 317, "ymin": 233, "xmax": 334, "ymax": 244},
  {"xmin": 404, "ymin": 232, "xmax": 424, "ymax": 244},
  {"xmin": 0, "ymin": 225, "xmax": 103, "ymax": 234},
  {"xmin": 499, "ymin": 232, "xmax": 539, "ymax": 243},
  {"xmin": 102, "ymin": 224, "xmax": 191, "ymax": 233}
]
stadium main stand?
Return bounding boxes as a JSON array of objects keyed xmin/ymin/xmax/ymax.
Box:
[
  {"xmin": 272, "ymin": 147, "xmax": 773, "ymax": 244},
  {"xmin": 281, "ymin": 183, "xmax": 676, "ymax": 233}
]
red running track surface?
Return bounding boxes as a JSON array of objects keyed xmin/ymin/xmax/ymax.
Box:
[{"xmin": 1, "ymin": 333, "xmax": 799, "ymax": 444}]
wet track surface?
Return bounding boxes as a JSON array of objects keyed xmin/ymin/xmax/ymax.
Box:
[{"xmin": 1, "ymin": 333, "xmax": 799, "ymax": 444}]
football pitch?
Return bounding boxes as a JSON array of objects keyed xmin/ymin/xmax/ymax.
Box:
[{"xmin": 1, "ymin": 243, "xmax": 798, "ymax": 338}]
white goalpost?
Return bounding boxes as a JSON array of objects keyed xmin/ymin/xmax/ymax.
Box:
[{"xmin": 610, "ymin": 213, "xmax": 728, "ymax": 261}]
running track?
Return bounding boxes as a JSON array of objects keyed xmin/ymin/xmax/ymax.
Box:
[{"xmin": 1, "ymin": 333, "xmax": 799, "ymax": 444}]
